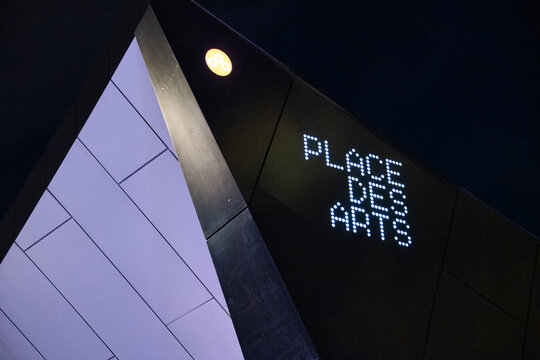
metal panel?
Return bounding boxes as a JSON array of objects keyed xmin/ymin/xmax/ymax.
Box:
[
  {"xmin": 445, "ymin": 190, "xmax": 537, "ymax": 322},
  {"xmin": 208, "ymin": 209, "xmax": 318, "ymax": 360},
  {"xmin": 425, "ymin": 273, "xmax": 524, "ymax": 359},
  {"xmin": 135, "ymin": 7, "xmax": 245, "ymax": 237},
  {"xmin": 150, "ymin": 0, "xmax": 293, "ymax": 200}
]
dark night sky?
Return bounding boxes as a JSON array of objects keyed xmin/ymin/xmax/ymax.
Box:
[{"xmin": 0, "ymin": 0, "xmax": 539, "ymax": 236}]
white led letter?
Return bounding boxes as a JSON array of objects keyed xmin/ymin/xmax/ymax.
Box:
[
  {"xmin": 386, "ymin": 159, "xmax": 404, "ymax": 188},
  {"xmin": 303, "ymin": 134, "xmax": 322, "ymax": 160},
  {"xmin": 351, "ymin": 206, "xmax": 370, "ymax": 236},
  {"xmin": 393, "ymin": 218, "xmax": 412, "ymax": 247},
  {"xmin": 368, "ymin": 182, "xmax": 388, "ymax": 212},
  {"xmin": 346, "ymin": 148, "xmax": 365, "ymax": 175},
  {"xmin": 371, "ymin": 212, "xmax": 390, "ymax": 241},
  {"xmin": 389, "ymin": 188, "xmax": 408, "ymax": 217},
  {"xmin": 330, "ymin": 202, "xmax": 350, "ymax": 232},
  {"xmin": 348, "ymin": 176, "xmax": 367, "ymax": 205},
  {"xmin": 324, "ymin": 140, "xmax": 344, "ymax": 170},
  {"xmin": 366, "ymin": 154, "xmax": 385, "ymax": 181}
]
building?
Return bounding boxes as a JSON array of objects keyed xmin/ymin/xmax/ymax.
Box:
[{"xmin": 1, "ymin": 1, "xmax": 538, "ymax": 359}]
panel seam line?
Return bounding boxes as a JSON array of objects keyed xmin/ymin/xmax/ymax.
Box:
[
  {"xmin": 166, "ymin": 298, "xmax": 214, "ymax": 327},
  {"xmin": 110, "ymin": 79, "xmax": 178, "ymax": 160},
  {"xmin": 23, "ymin": 217, "xmax": 72, "ymax": 252},
  {"xmin": 118, "ymin": 148, "xmax": 168, "ymax": 185},
  {"xmin": 0, "ymin": 307, "xmax": 47, "ymax": 360},
  {"xmin": 447, "ymin": 271, "xmax": 525, "ymax": 325},
  {"xmin": 206, "ymin": 206, "xmax": 249, "ymax": 241}
]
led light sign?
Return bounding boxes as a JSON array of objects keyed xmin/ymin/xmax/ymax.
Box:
[
  {"xmin": 303, "ymin": 134, "xmax": 413, "ymax": 247},
  {"xmin": 205, "ymin": 48, "xmax": 232, "ymax": 76}
]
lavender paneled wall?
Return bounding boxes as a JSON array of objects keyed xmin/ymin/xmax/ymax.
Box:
[{"xmin": 0, "ymin": 38, "xmax": 244, "ymax": 360}]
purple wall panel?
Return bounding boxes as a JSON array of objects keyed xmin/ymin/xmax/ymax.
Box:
[
  {"xmin": 0, "ymin": 245, "xmax": 111, "ymax": 360},
  {"xmin": 49, "ymin": 140, "xmax": 210, "ymax": 324},
  {"xmin": 122, "ymin": 150, "xmax": 228, "ymax": 311},
  {"xmin": 1, "ymin": 31, "xmax": 244, "ymax": 359},
  {"xmin": 169, "ymin": 299, "xmax": 244, "ymax": 360},
  {"xmin": 27, "ymin": 219, "xmax": 191, "ymax": 360},
  {"xmin": 0, "ymin": 309, "xmax": 43, "ymax": 360},
  {"xmin": 112, "ymin": 39, "xmax": 175, "ymax": 152},
  {"xmin": 15, "ymin": 190, "xmax": 69, "ymax": 250},
  {"xmin": 78, "ymin": 82, "xmax": 165, "ymax": 182}
]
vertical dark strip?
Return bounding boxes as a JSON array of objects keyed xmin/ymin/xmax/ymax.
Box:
[
  {"xmin": 422, "ymin": 188, "xmax": 460, "ymax": 359},
  {"xmin": 522, "ymin": 245, "xmax": 540, "ymax": 359}
]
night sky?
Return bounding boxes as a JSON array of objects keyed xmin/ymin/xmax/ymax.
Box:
[{"xmin": 1, "ymin": 0, "xmax": 538, "ymax": 236}]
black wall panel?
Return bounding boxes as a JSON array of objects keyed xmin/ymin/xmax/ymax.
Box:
[
  {"xmin": 251, "ymin": 78, "xmax": 457, "ymax": 359},
  {"xmin": 445, "ymin": 191, "xmax": 537, "ymax": 323},
  {"xmin": 524, "ymin": 249, "xmax": 540, "ymax": 359},
  {"xmin": 152, "ymin": 0, "xmax": 293, "ymax": 200},
  {"xmin": 425, "ymin": 273, "xmax": 524, "ymax": 360},
  {"xmin": 207, "ymin": 209, "xmax": 318, "ymax": 360}
]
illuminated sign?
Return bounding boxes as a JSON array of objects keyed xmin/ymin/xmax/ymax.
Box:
[
  {"xmin": 303, "ymin": 134, "xmax": 412, "ymax": 247},
  {"xmin": 205, "ymin": 48, "xmax": 232, "ymax": 76}
]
